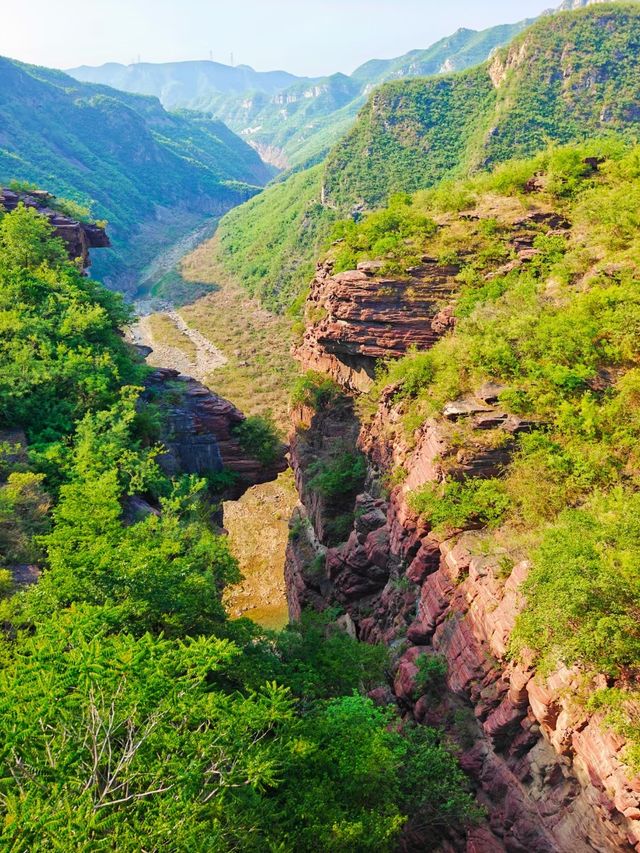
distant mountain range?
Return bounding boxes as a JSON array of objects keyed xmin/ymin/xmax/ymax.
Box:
[
  {"xmin": 67, "ymin": 1, "xmax": 626, "ymax": 170},
  {"xmin": 68, "ymin": 19, "xmax": 536, "ymax": 168},
  {"xmin": 0, "ymin": 58, "xmax": 272, "ymax": 291}
]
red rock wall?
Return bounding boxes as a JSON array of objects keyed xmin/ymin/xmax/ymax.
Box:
[
  {"xmin": 286, "ymin": 400, "xmax": 640, "ymax": 851},
  {"xmin": 295, "ymin": 258, "xmax": 458, "ymax": 392},
  {"xmin": 285, "ymin": 246, "xmax": 640, "ymax": 849}
]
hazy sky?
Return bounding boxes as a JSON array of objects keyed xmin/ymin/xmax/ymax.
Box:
[{"xmin": 2, "ymin": 0, "xmax": 556, "ymax": 76}]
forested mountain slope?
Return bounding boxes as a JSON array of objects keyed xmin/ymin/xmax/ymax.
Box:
[
  {"xmin": 208, "ymin": 2, "xmax": 640, "ymax": 312},
  {"xmin": 325, "ymin": 2, "xmax": 640, "ymax": 207},
  {"xmin": 0, "ymin": 58, "xmax": 273, "ymax": 292}
]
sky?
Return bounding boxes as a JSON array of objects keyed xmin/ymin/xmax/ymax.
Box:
[{"xmin": 2, "ymin": 0, "xmax": 557, "ymax": 76}]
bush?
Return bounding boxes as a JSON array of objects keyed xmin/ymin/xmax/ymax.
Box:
[
  {"xmin": 233, "ymin": 414, "xmax": 282, "ymax": 466},
  {"xmin": 291, "ymin": 370, "xmax": 341, "ymax": 410},
  {"xmin": 308, "ymin": 452, "xmax": 367, "ymax": 501},
  {"xmin": 511, "ymin": 488, "xmax": 640, "ymax": 678},
  {"xmin": 409, "ymin": 478, "xmax": 510, "ymax": 535},
  {"xmin": 414, "ymin": 654, "xmax": 448, "ymax": 700}
]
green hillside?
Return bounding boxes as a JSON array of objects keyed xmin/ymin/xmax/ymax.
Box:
[
  {"xmin": 0, "ymin": 58, "xmax": 273, "ymax": 292},
  {"xmin": 208, "ymin": 165, "xmax": 336, "ymax": 313},
  {"xmin": 325, "ymin": 3, "xmax": 640, "ymax": 207},
  {"xmin": 210, "ymin": 2, "xmax": 640, "ymax": 312}
]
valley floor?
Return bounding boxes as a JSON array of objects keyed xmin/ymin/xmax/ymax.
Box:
[{"xmin": 127, "ymin": 225, "xmax": 298, "ymax": 629}]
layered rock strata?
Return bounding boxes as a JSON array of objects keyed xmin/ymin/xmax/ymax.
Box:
[
  {"xmin": 295, "ymin": 258, "xmax": 459, "ymax": 392},
  {"xmin": 287, "ymin": 394, "xmax": 640, "ymax": 851},
  {"xmin": 145, "ymin": 367, "xmax": 287, "ymax": 500}
]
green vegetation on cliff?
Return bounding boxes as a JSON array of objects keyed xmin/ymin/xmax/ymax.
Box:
[
  {"xmin": 352, "ymin": 139, "xmax": 640, "ymax": 768},
  {"xmin": 210, "ymin": 165, "xmax": 337, "ymax": 312},
  {"xmin": 210, "ymin": 2, "xmax": 640, "ymax": 313},
  {"xmin": 325, "ymin": 3, "xmax": 640, "ymax": 207},
  {"xmin": 0, "ymin": 207, "xmax": 479, "ymax": 847}
]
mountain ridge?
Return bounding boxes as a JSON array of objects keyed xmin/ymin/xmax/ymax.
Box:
[{"xmin": 67, "ymin": 17, "xmax": 535, "ymax": 168}]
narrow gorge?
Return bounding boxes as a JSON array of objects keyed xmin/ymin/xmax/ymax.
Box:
[{"xmin": 2, "ymin": 3, "xmax": 640, "ymax": 850}]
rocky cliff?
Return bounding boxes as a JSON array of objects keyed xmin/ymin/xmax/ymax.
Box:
[
  {"xmin": 296, "ymin": 258, "xmax": 458, "ymax": 392},
  {"xmin": 144, "ymin": 367, "xmax": 287, "ymax": 503},
  {"xmin": 286, "ymin": 203, "xmax": 640, "ymax": 850},
  {"xmin": 0, "ymin": 188, "xmax": 110, "ymax": 269}
]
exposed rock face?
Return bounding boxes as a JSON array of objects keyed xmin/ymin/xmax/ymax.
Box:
[
  {"xmin": 286, "ymin": 226, "xmax": 640, "ymax": 847},
  {"xmin": 287, "ymin": 398, "xmax": 640, "ymax": 850},
  {"xmin": 145, "ymin": 368, "xmax": 287, "ymax": 500},
  {"xmin": 0, "ymin": 188, "xmax": 110, "ymax": 269},
  {"xmin": 295, "ymin": 258, "xmax": 459, "ymax": 392}
]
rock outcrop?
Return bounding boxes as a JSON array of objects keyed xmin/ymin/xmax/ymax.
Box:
[
  {"xmin": 145, "ymin": 368, "xmax": 287, "ymax": 501},
  {"xmin": 295, "ymin": 258, "xmax": 459, "ymax": 392},
  {"xmin": 0, "ymin": 188, "xmax": 110, "ymax": 269}
]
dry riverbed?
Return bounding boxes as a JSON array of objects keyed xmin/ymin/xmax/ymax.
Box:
[{"xmin": 127, "ymin": 229, "xmax": 297, "ymax": 629}]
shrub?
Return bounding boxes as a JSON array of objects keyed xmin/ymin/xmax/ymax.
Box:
[
  {"xmin": 233, "ymin": 414, "xmax": 282, "ymax": 466},
  {"xmin": 511, "ymin": 488, "xmax": 640, "ymax": 677},
  {"xmin": 409, "ymin": 478, "xmax": 510, "ymax": 535},
  {"xmin": 291, "ymin": 371, "xmax": 341, "ymax": 410},
  {"xmin": 414, "ymin": 654, "xmax": 448, "ymax": 701},
  {"xmin": 308, "ymin": 452, "xmax": 367, "ymax": 501}
]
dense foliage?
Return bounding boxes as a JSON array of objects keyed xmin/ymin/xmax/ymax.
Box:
[
  {"xmin": 0, "ymin": 208, "xmax": 479, "ymax": 848},
  {"xmin": 355, "ymin": 139, "xmax": 640, "ymax": 768},
  {"xmin": 0, "ymin": 205, "xmax": 140, "ymax": 445},
  {"xmin": 0, "ymin": 57, "xmax": 271, "ymax": 291}
]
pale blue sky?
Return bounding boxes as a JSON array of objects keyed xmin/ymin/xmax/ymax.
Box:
[{"xmin": 3, "ymin": 0, "xmax": 556, "ymax": 76}]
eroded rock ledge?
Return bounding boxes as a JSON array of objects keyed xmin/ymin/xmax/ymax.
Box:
[
  {"xmin": 145, "ymin": 367, "xmax": 287, "ymax": 501},
  {"xmin": 295, "ymin": 257, "xmax": 458, "ymax": 392},
  {"xmin": 0, "ymin": 187, "xmax": 110, "ymax": 269}
]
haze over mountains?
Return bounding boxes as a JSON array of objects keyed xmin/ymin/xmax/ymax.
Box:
[
  {"xmin": 68, "ymin": 18, "xmax": 536, "ymax": 168},
  {"xmin": 67, "ymin": 0, "xmax": 621, "ymax": 169}
]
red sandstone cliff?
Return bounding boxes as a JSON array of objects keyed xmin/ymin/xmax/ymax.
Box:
[{"xmin": 286, "ymin": 214, "xmax": 640, "ymax": 851}]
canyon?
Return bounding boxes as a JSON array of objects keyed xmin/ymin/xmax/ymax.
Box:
[{"xmin": 285, "ymin": 203, "xmax": 640, "ymax": 850}]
